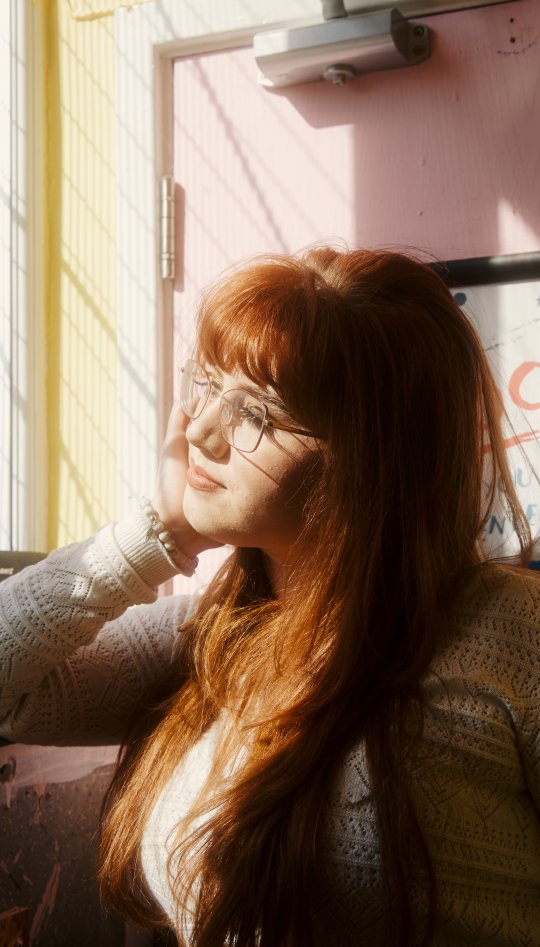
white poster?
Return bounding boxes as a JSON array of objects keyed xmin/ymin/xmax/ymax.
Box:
[{"xmin": 454, "ymin": 279, "xmax": 540, "ymax": 568}]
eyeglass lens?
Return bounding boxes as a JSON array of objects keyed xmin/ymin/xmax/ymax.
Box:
[
  {"xmin": 180, "ymin": 360, "xmax": 267, "ymax": 453},
  {"xmin": 220, "ymin": 390, "xmax": 266, "ymax": 452},
  {"xmin": 180, "ymin": 359, "xmax": 209, "ymax": 418}
]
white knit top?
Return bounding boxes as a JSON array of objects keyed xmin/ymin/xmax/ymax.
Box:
[{"xmin": 1, "ymin": 511, "xmax": 540, "ymax": 945}]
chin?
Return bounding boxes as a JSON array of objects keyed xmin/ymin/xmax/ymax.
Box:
[{"xmin": 183, "ymin": 511, "xmax": 226, "ymax": 546}]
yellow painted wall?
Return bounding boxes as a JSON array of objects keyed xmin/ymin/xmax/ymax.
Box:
[{"xmin": 43, "ymin": 0, "xmax": 118, "ymax": 547}]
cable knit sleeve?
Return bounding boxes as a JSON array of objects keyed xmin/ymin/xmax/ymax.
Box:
[{"xmin": 0, "ymin": 511, "xmax": 198, "ymax": 746}]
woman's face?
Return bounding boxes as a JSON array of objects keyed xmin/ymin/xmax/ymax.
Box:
[{"xmin": 183, "ymin": 364, "xmax": 318, "ymax": 564}]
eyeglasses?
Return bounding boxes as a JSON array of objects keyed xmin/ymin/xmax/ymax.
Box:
[{"xmin": 180, "ymin": 358, "xmax": 315, "ymax": 453}]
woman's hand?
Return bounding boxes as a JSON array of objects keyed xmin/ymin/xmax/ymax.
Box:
[{"xmin": 152, "ymin": 404, "xmax": 223, "ymax": 559}]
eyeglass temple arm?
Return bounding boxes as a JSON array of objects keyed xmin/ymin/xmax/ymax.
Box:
[{"xmin": 264, "ymin": 418, "xmax": 316, "ymax": 438}]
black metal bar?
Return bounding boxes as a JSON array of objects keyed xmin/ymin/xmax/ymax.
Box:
[{"xmin": 431, "ymin": 251, "xmax": 540, "ymax": 287}]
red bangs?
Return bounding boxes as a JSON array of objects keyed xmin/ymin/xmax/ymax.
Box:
[{"xmin": 195, "ymin": 256, "xmax": 319, "ymax": 395}]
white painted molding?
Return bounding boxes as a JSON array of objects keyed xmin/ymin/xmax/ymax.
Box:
[
  {"xmin": 0, "ymin": 0, "xmax": 47, "ymax": 552},
  {"xmin": 339, "ymin": 0, "xmax": 518, "ymax": 13},
  {"xmin": 0, "ymin": 3, "xmax": 11, "ymax": 549}
]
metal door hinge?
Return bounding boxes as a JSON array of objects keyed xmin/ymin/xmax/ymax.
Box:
[{"xmin": 160, "ymin": 175, "xmax": 175, "ymax": 280}]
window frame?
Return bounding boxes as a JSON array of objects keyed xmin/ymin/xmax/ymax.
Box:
[{"xmin": 0, "ymin": 0, "xmax": 47, "ymax": 553}]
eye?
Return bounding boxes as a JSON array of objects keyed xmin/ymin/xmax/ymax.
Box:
[
  {"xmin": 261, "ymin": 393, "xmax": 295, "ymax": 424},
  {"xmin": 240, "ymin": 405, "xmax": 264, "ymax": 427},
  {"xmin": 193, "ymin": 377, "xmax": 209, "ymax": 395}
]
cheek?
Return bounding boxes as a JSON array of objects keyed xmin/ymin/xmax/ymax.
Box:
[
  {"xmin": 183, "ymin": 444, "xmax": 320, "ymax": 548},
  {"xmin": 235, "ymin": 452, "xmax": 314, "ymax": 519},
  {"xmin": 228, "ymin": 473, "xmax": 286, "ymax": 520}
]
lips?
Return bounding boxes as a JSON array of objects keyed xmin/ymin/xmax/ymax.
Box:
[{"xmin": 186, "ymin": 464, "xmax": 225, "ymax": 491}]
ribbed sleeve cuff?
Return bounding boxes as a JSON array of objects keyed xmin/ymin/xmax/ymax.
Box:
[{"xmin": 112, "ymin": 510, "xmax": 182, "ymax": 590}]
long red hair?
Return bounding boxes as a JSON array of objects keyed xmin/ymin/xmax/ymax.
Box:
[{"xmin": 99, "ymin": 248, "xmax": 532, "ymax": 945}]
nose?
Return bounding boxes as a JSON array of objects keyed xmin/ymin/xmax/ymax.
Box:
[{"xmin": 185, "ymin": 396, "xmax": 229, "ymax": 457}]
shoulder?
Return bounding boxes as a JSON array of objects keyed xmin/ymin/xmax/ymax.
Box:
[
  {"xmin": 449, "ymin": 562, "xmax": 540, "ymax": 645},
  {"xmin": 453, "ymin": 562, "xmax": 540, "ymax": 615},
  {"xmin": 429, "ymin": 564, "xmax": 540, "ymax": 711}
]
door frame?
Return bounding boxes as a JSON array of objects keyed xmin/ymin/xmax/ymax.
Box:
[{"xmin": 113, "ymin": 0, "xmax": 322, "ymax": 516}]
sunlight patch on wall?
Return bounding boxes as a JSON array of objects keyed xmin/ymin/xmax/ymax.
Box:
[
  {"xmin": 45, "ymin": 1, "xmax": 118, "ymax": 546},
  {"xmin": 498, "ymin": 198, "xmax": 540, "ymax": 256}
]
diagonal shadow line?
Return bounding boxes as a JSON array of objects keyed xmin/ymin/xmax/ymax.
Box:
[
  {"xmin": 60, "ymin": 260, "xmax": 117, "ymax": 342},
  {"xmin": 188, "ymin": 57, "xmax": 289, "ymax": 251}
]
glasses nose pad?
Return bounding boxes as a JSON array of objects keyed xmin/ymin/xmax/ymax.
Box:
[{"xmin": 220, "ymin": 399, "xmax": 234, "ymax": 427}]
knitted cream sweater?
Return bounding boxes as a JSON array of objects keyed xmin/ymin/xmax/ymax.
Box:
[{"xmin": 1, "ymin": 512, "xmax": 539, "ymax": 945}]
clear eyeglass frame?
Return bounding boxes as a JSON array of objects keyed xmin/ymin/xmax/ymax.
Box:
[{"xmin": 180, "ymin": 358, "xmax": 315, "ymax": 453}]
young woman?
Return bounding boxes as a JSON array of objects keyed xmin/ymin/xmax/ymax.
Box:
[{"xmin": 1, "ymin": 247, "xmax": 539, "ymax": 946}]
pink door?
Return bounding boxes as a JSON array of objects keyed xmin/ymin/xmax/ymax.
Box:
[
  {"xmin": 171, "ymin": 3, "xmax": 540, "ymax": 587},
  {"xmin": 172, "ymin": 0, "xmax": 539, "ymax": 340}
]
